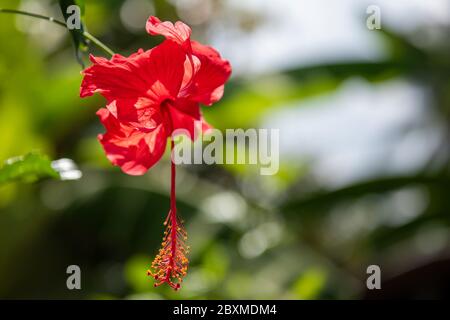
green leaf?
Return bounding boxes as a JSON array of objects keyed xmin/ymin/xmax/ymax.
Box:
[
  {"xmin": 58, "ymin": 0, "xmax": 88, "ymax": 68},
  {"xmin": 0, "ymin": 152, "xmax": 59, "ymax": 184}
]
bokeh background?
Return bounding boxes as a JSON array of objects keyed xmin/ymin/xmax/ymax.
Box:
[{"xmin": 0, "ymin": 0, "xmax": 449, "ymax": 299}]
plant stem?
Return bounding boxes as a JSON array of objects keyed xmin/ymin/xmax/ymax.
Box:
[
  {"xmin": 81, "ymin": 31, "xmax": 115, "ymax": 57},
  {"xmin": 0, "ymin": 8, "xmax": 114, "ymax": 57}
]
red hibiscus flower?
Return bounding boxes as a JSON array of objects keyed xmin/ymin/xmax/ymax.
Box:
[{"xmin": 80, "ymin": 16, "xmax": 231, "ymax": 290}]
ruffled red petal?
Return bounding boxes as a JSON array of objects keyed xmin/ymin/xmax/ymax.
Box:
[
  {"xmin": 81, "ymin": 50, "xmax": 151, "ymax": 102},
  {"xmin": 186, "ymin": 41, "xmax": 232, "ymax": 106},
  {"xmin": 146, "ymin": 16, "xmax": 192, "ymax": 49},
  {"xmin": 81, "ymin": 40, "xmax": 186, "ymax": 105},
  {"xmin": 143, "ymin": 40, "xmax": 187, "ymax": 104},
  {"xmin": 97, "ymin": 108, "xmax": 168, "ymax": 175},
  {"xmin": 105, "ymin": 98, "xmax": 162, "ymax": 131},
  {"xmin": 167, "ymin": 99, "xmax": 211, "ymax": 140}
]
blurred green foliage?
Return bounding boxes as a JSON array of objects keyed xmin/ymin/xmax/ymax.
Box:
[
  {"xmin": 0, "ymin": 152, "xmax": 59, "ymax": 184},
  {"xmin": 0, "ymin": 0, "xmax": 449, "ymax": 300}
]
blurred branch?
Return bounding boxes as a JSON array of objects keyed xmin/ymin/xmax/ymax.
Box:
[
  {"xmin": 285, "ymin": 61, "xmax": 411, "ymax": 84},
  {"xmin": 0, "ymin": 8, "xmax": 66, "ymax": 26},
  {"xmin": 282, "ymin": 175, "xmax": 450, "ymax": 215},
  {"xmin": 365, "ymin": 211, "xmax": 448, "ymax": 251}
]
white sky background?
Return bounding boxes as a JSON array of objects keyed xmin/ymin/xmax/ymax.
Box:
[
  {"xmin": 213, "ymin": 0, "xmax": 450, "ymax": 74},
  {"xmin": 264, "ymin": 80, "xmax": 444, "ymax": 186},
  {"xmin": 208, "ymin": 0, "xmax": 449, "ymax": 186}
]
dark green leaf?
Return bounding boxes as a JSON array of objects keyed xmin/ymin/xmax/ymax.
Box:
[{"xmin": 58, "ymin": 0, "xmax": 88, "ymax": 68}]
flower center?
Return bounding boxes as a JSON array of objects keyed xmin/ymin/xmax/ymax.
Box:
[{"xmin": 160, "ymin": 98, "xmax": 174, "ymax": 109}]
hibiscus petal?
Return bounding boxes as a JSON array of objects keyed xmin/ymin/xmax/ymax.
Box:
[
  {"xmin": 97, "ymin": 108, "xmax": 168, "ymax": 175},
  {"xmin": 106, "ymin": 98, "xmax": 162, "ymax": 131},
  {"xmin": 187, "ymin": 41, "xmax": 232, "ymax": 106},
  {"xmin": 81, "ymin": 41, "xmax": 186, "ymax": 104},
  {"xmin": 181, "ymin": 55, "xmax": 201, "ymax": 93},
  {"xmin": 81, "ymin": 50, "xmax": 152, "ymax": 102},
  {"xmin": 144, "ymin": 40, "xmax": 187, "ymax": 103},
  {"xmin": 146, "ymin": 16, "xmax": 191, "ymax": 48},
  {"xmin": 168, "ymin": 99, "xmax": 211, "ymax": 140}
]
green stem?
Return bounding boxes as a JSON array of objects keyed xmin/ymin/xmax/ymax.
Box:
[
  {"xmin": 0, "ymin": 8, "xmax": 115, "ymax": 57},
  {"xmin": 82, "ymin": 31, "xmax": 115, "ymax": 57}
]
